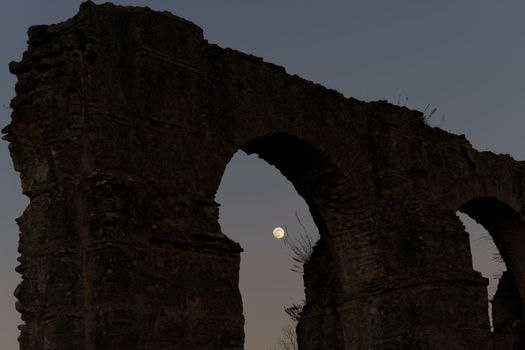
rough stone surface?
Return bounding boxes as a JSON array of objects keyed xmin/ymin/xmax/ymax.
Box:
[
  {"xmin": 492, "ymin": 271, "xmax": 525, "ymax": 349},
  {"xmin": 3, "ymin": 2, "xmax": 525, "ymax": 349}
]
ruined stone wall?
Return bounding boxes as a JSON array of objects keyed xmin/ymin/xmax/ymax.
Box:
[{"xmin": 3, "ymin": 2, "xmax": 525, "ymax": 349}]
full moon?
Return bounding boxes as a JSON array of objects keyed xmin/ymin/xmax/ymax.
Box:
[{"xmin": 272, "ymin": 227, "xmax": 285, "ymax": 239}]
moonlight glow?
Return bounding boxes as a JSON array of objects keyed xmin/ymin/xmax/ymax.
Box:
[{"xmin": 272, "ymin": 227, "xmax": 285, "ymax": 239}]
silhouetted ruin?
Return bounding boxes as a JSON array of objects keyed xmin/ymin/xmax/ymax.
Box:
[{"xmin": 3, "ymin": 2, "xmax": 525, "ymax": 349}]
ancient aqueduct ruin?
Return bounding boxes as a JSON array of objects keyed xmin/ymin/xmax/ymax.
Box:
[{"xmin": 3, "ymin": 2, "xmax": 524, "ymax": 349}]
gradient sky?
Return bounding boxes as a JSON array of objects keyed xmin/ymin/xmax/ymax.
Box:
[{"xmin": 1, "ymin": 1, "xmax": 524, "ymax": 349}]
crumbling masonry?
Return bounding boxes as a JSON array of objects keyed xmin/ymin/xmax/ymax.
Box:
[{"xmin": 3, "ymin": 2, "xmax": 525, "ymax": 349}]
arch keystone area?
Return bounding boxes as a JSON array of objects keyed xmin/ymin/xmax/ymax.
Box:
[{"xmin": 3, "ymin": 2, "xmax": 525, "ymax": 349}]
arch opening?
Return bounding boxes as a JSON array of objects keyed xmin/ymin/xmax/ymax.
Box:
[
  {"xmin": 457, "ymin": 211, "xmax": 506, "ymax": 330},
  {"xmin": 214, "ymin": 133, "xmax": 348, "ymax": 349},
  {"xmin": 458, "ymin": 197, "xmax": 525, "ymax": 345},
  {"xmin": 215, "ymin": 152, "xmax": 321, "ymax": 349}
]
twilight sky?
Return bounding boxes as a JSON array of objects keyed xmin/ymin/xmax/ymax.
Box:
[{"xmin": 1, "ymin": 1, "xmax": 524, "ymax": 349}]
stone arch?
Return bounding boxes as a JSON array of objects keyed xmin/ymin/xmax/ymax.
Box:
[
  {"xmin": 459, "ymin": 197, "xmax": 525, "ymax": 298},
  {"xmin": 458, "ymin": 197, "xmax": 525, "ymax": 347},
  {"xmin": 214, "ymin": 132, "xmax": 367, "ymax": 349},
  {"xmin": 239, "ymin": 133, "xmax": 344, "ymax": 239}
]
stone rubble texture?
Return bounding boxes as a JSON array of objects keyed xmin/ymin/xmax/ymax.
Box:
[{"xmin": 3, "ymin": 2, "xmax": 525, "ymax": 349}]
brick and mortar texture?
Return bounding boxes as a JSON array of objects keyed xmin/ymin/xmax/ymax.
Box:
[{"xmin": 3, "ymin": 2, "xmax": 525, "ymax": 349}]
